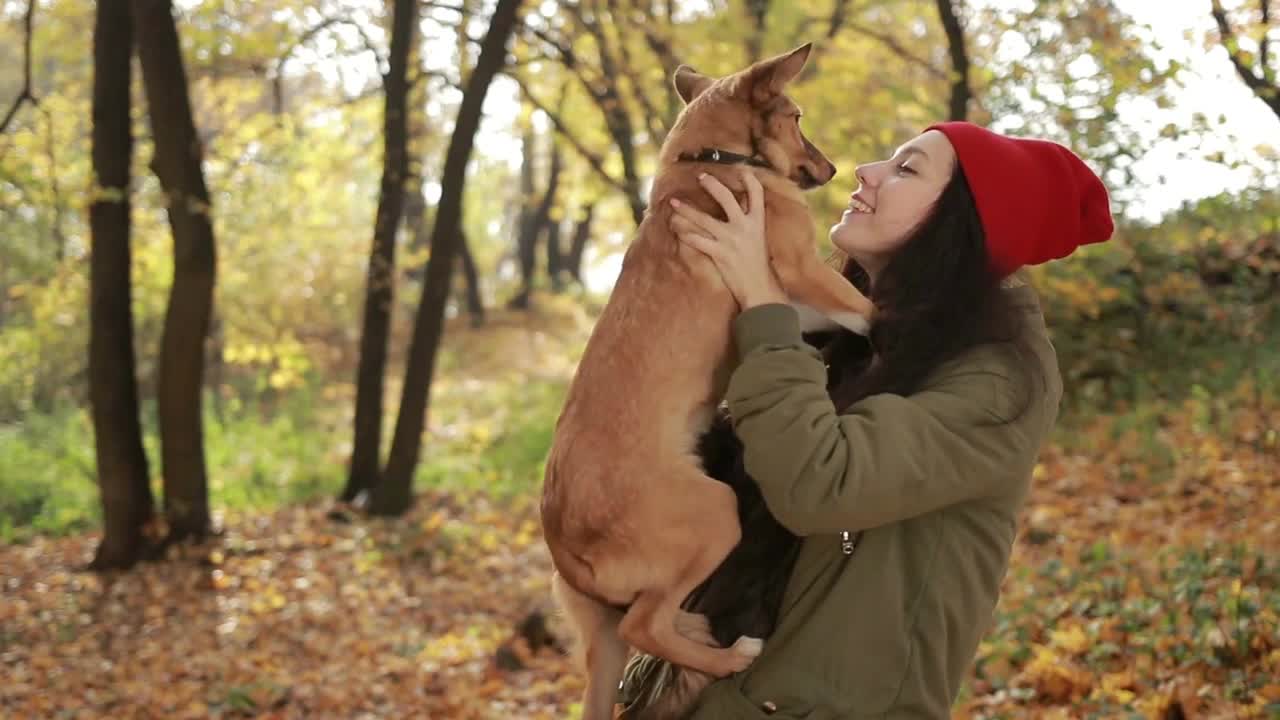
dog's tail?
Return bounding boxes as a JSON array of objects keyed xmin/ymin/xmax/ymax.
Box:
[
  {"xmin": 618, "ymin": 652, "xmax": 714, "ymax": 720},
  {"xmin": 552, "ymin": 571, "xmax": 629, "ymax": 720}
]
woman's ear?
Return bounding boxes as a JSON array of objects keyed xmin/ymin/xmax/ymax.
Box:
[{"xmin": 674, "ymin": 65, "xmax": 714, "ymax": 104}]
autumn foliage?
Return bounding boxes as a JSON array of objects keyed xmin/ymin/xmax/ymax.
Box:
[{"xmin": 2, "ymin": 0, "xmax": 1279, "ymax": 718}]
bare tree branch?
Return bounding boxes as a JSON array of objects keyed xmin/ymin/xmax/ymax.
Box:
[
  {"xmin": 798, "ymin": 0, "xmax": 855, "ymax": 81},
  {"xmin": 421, "ymin": 0, "xmax": 465, "ymax": 13},
  {"xmin": 620, "ymin": 0, "xmax": 681, "ymax": 123},
  {"xmin": 791, "ymin": 2, "xmax": 944, "ymax": 82},
  {"xmin": 1261, "ymin": 0, "xmax": 1272, "ymax": 73},
  {"xmin": 558, "ymin": 0, "xmax": 645, "ymax": 223},
  {"xmin": 508, "ymin": 71, "xmax": 629, "ymax": 197},
  {"xmin": 624, "ymin": 0, "xmax": 679, "ymax": 77},
  {"xmin": 935, "ymin": 0, "xmax": 971, "ymax": 120},
  {"xmin": 273, "ymin": 16, "xmax": 386, "ymax": 114},
  {"xmin": 827, "ymin": 0, "xmax": 853, "ymax": 38},
  {"xmin": 605, "ymin": 0, "xmax": 669, "ymax": 141},
  {"xmin": 745, "ymin": 0, "xmax": 770, "ymax": 62},
  {"xmin": 518, "ymin": 19, "xmax": 642, "ymax": 211},
  {"xmin": 1, "ymin": 0, "xmax": 38, "ymax": 135},
  {"xmin": 1211, "ymin": 0, "xmax": 1280, "ymax": 119},
  {"xmin": 522, "ymin": 22, "xmax": 600, "ymax": 84},
  {"xmin": 846, "ymin": 20, "xmax": 948, "ymax": 80},
  {"xmin": 415, "ymin": 67, "xmax": 463, "ymax": 91}
]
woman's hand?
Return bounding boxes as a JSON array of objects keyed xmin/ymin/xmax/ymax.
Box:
[{"xmin": 669, "ymin": 168, "xmax": 788, "ymax": 309}]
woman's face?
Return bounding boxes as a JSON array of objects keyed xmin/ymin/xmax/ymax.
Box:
[{"xmin": 829, "ymin": 130, "xmax": 958, "ymax": 275}]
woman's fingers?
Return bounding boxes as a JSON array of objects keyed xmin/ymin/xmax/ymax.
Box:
[
  {"xmin": 740, "ymin": 167, "xmax": 764, "ymax": 218},
  {"xmin": 669, "ymin": 213, "xmax": 701, "ymax": 236},
  {"xmin": 669, "ymin": 198, "xmax": 724, "ymax": 238},
  {"xmin": 676, "ymin": 231, "xmax": 723, "ymax": 259},
  {"xmin": 697, "ymin": 173, "xmax": 744, "ymax": 222}
]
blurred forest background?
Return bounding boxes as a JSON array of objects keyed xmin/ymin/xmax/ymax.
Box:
[{"xmin": 1, "ymin": 0, "xmax": 1278, "ymax": 717}]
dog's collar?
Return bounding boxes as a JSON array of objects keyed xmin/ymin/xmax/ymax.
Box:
[{"xmin": 677, "ymin": 147, "xmax": 771, "ymax": 169}]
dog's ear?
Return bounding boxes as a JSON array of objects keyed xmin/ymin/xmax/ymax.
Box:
[
  {"xmin": 742, "ymin": 43, "xmax": 812, "ymax": 100},
  {"xmin": 674, "ymin": 65, "xmax": 714, "ymax": 104}
]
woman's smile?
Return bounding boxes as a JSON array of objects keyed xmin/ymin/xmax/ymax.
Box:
[{"xmin": 846, "ymin": 192, "xmax": 875, "ymax": 214}]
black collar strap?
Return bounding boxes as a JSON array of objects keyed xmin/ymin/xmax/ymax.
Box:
[{"xmin": 677, "ymin": 147, "xmax": 771, "ymax": 169}]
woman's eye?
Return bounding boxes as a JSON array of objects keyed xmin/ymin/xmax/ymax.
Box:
[{"xmin": 897, "ymin": 163, "xmax": 916, "ymax": 175}]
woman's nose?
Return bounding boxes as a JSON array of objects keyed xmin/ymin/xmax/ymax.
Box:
[{"xmin": 855, "ymin": 163, "xmax": 877, "ymax": 188}]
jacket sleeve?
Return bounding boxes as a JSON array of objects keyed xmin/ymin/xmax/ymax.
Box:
[{"xmin": 725, "ymin": 303, "xmax": 1039, "ymax": 536}]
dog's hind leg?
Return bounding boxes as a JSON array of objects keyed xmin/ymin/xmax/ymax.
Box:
[
  {"xmin": 552, "ymin": 571, "xmax": 630, "ymax": 720},
  {"xmin": 675, "ymin": 610, "xmax": 716, "ymax": 646},
  {"xmin": 617, "ymin": 476, "xmax": 763, "ymax": 679}
]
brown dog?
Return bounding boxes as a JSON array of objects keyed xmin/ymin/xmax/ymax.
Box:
[{"xmin": 540, "ymin": 43, "xmax": 874, "ymax": 720}]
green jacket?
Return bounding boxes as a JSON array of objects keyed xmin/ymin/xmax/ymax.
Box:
[{"xmin": 687, "ymin": 281, "xmax": 1062, "ymax": 719}]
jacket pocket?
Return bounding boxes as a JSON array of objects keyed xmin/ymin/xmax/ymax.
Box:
[{"xmin": 692, "ymin": 680, "xmax": 835, "ymax": 720}]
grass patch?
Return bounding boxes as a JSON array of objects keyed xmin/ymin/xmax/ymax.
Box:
[
  {"xmin": 0, "ymin": 323, "xmax": 576, "ymax": 542},
  {"xmin": 414, "ymin": 376, "xmax": 565, "ymax": 500},
  {"xmin": 0, "ymin": 408, "xmax": 98, "ymax": 540},
  {"xmin": 0, "ymin": 388, "xmax": 347, "ymax": 543}
]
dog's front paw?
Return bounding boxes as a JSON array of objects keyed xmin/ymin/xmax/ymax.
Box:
[
  {"xmin": 726, "ymin": 635, "xmax": 764, "ymax": 672},
  {"xmin": 792, "ymin": 303, "xmax": 835, "ymax": 333},
  {"xmin": 793, "ymin": 303, "xmax": 871, "ymax": 336},
  {"xmin": 828, "ymin": 312, "xmax": 870, "ymax": 336}
]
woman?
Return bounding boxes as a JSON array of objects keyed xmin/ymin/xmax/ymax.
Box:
[{"xmin": 620, "ymin": 122, "xmax": 1114, "ymax": 718}]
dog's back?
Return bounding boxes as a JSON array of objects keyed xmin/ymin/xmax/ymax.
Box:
[
  {"xmin": 540, "ymin": 43, "xmax": 868, "ymax": 720},
  {"xmin": 540, "ymin": 199, "xmax": 738, "ymax": 595}
]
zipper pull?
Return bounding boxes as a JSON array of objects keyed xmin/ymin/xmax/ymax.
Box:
[{"xmin": 840, "ymin": 530, "xmax": 856, "ymax": 555}]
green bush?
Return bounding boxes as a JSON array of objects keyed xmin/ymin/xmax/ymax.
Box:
[
  {"xmin": 0, "ymin": 370, "xmax": 568, "ymax": 541},
  {"xmin": 1039, "ymin": 189, "xmax": 1280, "ymax": 418},
  {"xmin": 0, "ymin": 408, "xmax": 99, "ymax": 540},
  {"xmin": 0, "ymin": 388, "xmax": 346, "ymax": 543},
  {"xmin": 415, "ymin": 376, "xmax": 564, "ymax": 499}
]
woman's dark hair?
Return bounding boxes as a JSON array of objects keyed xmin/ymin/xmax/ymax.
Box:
[{"xmin": 818, "ymin": 162, "xmax": 1038, "ymax": 412}]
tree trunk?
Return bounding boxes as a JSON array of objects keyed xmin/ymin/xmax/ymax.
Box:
[
  {"xmin": 401, "ymin": 183, "xmax": 432, "ymax": 285},
  {"xmin": 374, "ymin": 0, "xmax": 523, "ymax": 516},
  {"xmin": 133, "ymin": 0, "xmax": 217, "ymax": 542},
  {"xmin": 745, "ymin": 0, "xmax": 770, "ymax": 62},
  {"xmin": 935, "ymin": 0, "xmax": 971, "ymax": 121},
  {"xmin": 89, "ymin": 0, "xmax": 154, "ymax": 571},
  {"xmin": 511, "ymin": 131, "xmax": 562, "ymax": 309},
  {"xmin": 545, "ymin": 217, "xmax": 563, "ymax": 292},
  {"xmin": 565, "ymin": 204, "xmax": 595, "ymax": 284},
  {"xmin": 509, "ymin": 127, "xmax": 539, "ymax": 310},
  {"xmin": 544, "ymin": 137, "xmax": 565, "ymax": 291},
  {"xmin": 457, "ymin": 231, "xmax": 486, "ymax": 326},
  {"xmin": 408, "ymin": 194, "xmax": 487, "ymax": 326},
  {"xmin": 343, "ymin": 0, "xmax": 417, "ymax": 502},
  {"xmin": 401, "ymin": 43, "xmax": 428, "ymax": 288}
]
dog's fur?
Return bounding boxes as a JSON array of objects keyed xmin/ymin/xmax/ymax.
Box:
[
  {"xmin": 540, "ymin": 44, "xmax": 873, "ymax": 720},
  {"xmin": 616, "ymin": 409, "xmax": 804, "ymax": 720}
]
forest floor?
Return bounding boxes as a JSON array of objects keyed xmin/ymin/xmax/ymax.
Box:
[{"xmin": 3, "ymin": 303, "xmax": 1279, "ymax": 719}]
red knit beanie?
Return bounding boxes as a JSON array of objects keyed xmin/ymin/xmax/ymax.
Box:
[{"xmin": 925, "ymin": 121, "xmax": 1114, "ymax": 278}]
